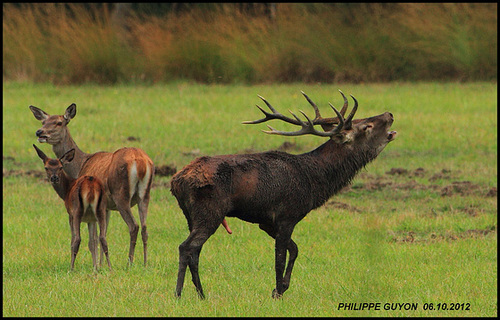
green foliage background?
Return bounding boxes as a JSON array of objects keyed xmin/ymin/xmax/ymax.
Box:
[{"xmin": 3, "ymin": 3, "xmax": 497, "ymax": 84}]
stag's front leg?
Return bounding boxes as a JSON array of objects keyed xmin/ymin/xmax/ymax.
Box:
[
  {"xmin": 260, "ymin": 224, "xmax": 297, "ymax": 298},
  {"xmin": 273, "ymin": 239, "xmax": 288, "ymax": 298},
  {"xmin": 282, "ymin": 239, "xmax": 298, "ymax": 292},
  {"xmin": 272, "ymin": 226, "xmax": 294, "ymax": 299}
]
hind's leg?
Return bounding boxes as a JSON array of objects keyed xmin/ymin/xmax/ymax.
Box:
[
  {"xmin": 97, "ymin": 206, "xmax": 112, "ymax": 270},
  {"xmin": 69, "ymin": 215, "xmax": 82, "ymax": 271},
  {"xmin": 137, "ymin": 193, "xmax": 150, "ymax": 266},
  {"xmin": 100, "ymin": 210, "xmax": 110, "ymax": 267},
  {"xmin": 113, "ymin": 192, "xmax": 139, "ymax": 265},
  {"xmin": 88, "ymin": 221, "xmax": 99, "ymax": 271}
]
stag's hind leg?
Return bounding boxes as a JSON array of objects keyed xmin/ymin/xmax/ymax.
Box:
[
  {"xmin": 176, "ymin": 212, "xmax": 224, "ymax": 299},
  {"xmin": 176, "ymin": 228, "xmax": 216, "ymax": 299}
]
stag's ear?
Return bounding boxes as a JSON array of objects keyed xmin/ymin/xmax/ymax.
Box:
[
  {"xmin": 33, "ymin": 144, "xmax": 48, "ymax": 162},
  {"xmin": 331, "ymin": 131, "xmax": 355, "ymax": 144},
  {"xmin": 60, "ymin": 148, "xmax": 75, "ymax": 164},
  {"xmin": 63, "ymin": 103, "xmax": 77, "ymax": 122},
  {"xmin": 29, "ymin": 106, "xmax": 50, "ymax": 121}
]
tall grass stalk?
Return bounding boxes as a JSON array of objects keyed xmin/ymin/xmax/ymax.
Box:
[{"xmin": 3, "ymin": 3, "xmax": 497, "ymax": 84}]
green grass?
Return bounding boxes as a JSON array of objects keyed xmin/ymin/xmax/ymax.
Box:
[{"xmin": 2, "ymin": 81, "xmax": 497, "ymax": 316}]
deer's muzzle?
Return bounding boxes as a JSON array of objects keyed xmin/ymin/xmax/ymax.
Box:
[{"xmin": 36, "ymin": 129, "xmax": 48, "ymax": 142}]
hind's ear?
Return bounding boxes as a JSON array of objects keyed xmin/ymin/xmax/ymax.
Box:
[
  {"xmin": 30, "ymin": 106, "xmax": 50, "ymax": 121},
  {"xmin": 33, "ymin": 144, "xmax": 48, "ymax": 161},
  {"xmin": 63, "ymin": 103, "xmax": 77, "ymax": 122},
  {"xmin": 60, "ymin": 148, "xmax": 75, "ymax": 164}
]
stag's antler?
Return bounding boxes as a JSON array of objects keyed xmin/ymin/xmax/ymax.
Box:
[{"xmin": 243, "ymin": 91, "xmax": 358, "ymax": 137}]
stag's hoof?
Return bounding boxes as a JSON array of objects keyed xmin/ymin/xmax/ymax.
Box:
[{"xmin": 272, "ymin": 288, "xmax": 283, "ymax": 299}]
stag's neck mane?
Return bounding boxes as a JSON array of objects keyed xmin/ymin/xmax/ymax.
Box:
[
  {"xmin": 301, "ymin": 139, "xmax": 376, "ymax": 208},
  {"xmin": 52, "ymin": 131, "xmax": 92, "ymax": 179}
]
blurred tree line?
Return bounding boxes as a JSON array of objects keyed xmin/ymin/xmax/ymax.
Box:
[{"xmin": 3, "ymin": 3, "xmax": 497, "ymax": 84}]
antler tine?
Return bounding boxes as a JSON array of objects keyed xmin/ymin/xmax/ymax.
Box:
[
  {"xmin": 263, "ymin": 110, "xmax": 338, "ymax": 137},
  {"xmin": 327, "ymin": 103, "xmax": 345, "ymax": 135},
  {"xmin": 338, "ymin": 90, "xmax": 349, "ymax": 116},
  {"xmin": 242, "ymin": 95, "xmax": 302, "ymax": 125},
  {"xmin": 246, "ymin": 92, "xmax": 357, "ymax": 138},
  {"xmin": 257, "ymin": 94, "xmax": 278, "ymax": 113},
  {"xmin": 241, "ymin": 104, "xmax": 271, "ymax": 124},
  {"xmin": 343, "ymin": 95, "xmax": 358, "ymax": 130},
  {"xmin": 301, "ymin": 91, "xmax": 322, "ymax": 122}
]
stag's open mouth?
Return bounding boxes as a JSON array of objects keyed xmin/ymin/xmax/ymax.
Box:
[
  {"xmin": 387, "ymin": 131, "xmax": 397, "ymax": 141},
  {"xmin": 37, "ymin": 136, "xmax": 48, "ymax": 143}
]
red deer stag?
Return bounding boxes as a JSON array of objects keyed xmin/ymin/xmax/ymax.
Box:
[
  {"xmin": 171, "ymin": 91, "xmax": 397, "ymax": 299},
  {"xmin": 30, "ymin": 104, "xmax": 154, "ymax": 266},
  {"xmin": 34, "ymin": 144, "xmax": 111, "ymax": 271}
]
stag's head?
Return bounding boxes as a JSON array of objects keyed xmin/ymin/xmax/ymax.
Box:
[
  {"xmin": 29, "ymin": 104, "xmax": 77, "ymax": 145},
  {"xmin": 339, "ymin": 110, "xmax": 397, "ymax": 158},
  {"xmin": 243, "ymin": 90, "xmax": 397, "ymax": 157},
  {"xmin": 33, "ymin": 144, "xmax": 75, "ymax": 184}
]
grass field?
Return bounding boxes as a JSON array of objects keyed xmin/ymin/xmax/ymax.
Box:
[{"xmin": 2, "ymin": 81, "xmax": 497, "ymax": 316}]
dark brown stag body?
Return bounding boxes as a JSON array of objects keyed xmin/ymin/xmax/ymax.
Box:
[{"xmin": 171, "ymin": 91, "xmax": 397, "ymax": 299}]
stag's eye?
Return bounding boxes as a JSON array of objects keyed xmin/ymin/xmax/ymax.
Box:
[
  {"xmin": 56, "ymin": 121, "xmax": 63, "ymax": 126},
  {"xmin": 362, "ymin": 124, "xmax": 373, "ymax": 131}
]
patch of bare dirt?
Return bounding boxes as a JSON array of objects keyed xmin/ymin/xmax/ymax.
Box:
[
  {"xmin": 275, "ymin": 141, "xmax": 299, "ymax": 152},
  {"xmin": 391, "ymin": 225, "xmax": 497, "ymax": 243},
  {"xmin": 348, "ymin": 168, "xmax": 494, "ymax": 198},
  {"xmin": 3, "ymin": 169, "xmax": 45, "ymax": 179},
  {"xmin": 486, "ymin": 187, "xmax": 497, "ymax": 197},
  {"xmin": 429, "ymin": 169, "xmax": 452, "ymax": 181},
  {"xmin": 152, "ymin": 179, "xmax": 171, "ymax": 189},
  {"xmin": 182, "ymin": 149, "xmax": 201, "ymax": 157},
  {"xmin": 386, "ymin": 167, "xmax": 409, "ymax": 175},
  {"xmin": 324, "ymin": 200, "xmax": 361, "ymax": 212},
  {"xmin": 155, "ymin": 164, "xmax": 177, "ymax": 177},
  {"xmin": 242, "ymin": 141, "xmax": 301, "ymax": 154},
  {"xmin": 459, "ymin": 205, "xmax": 482, "ymax": 217},
  {"xmin": 440, "ymin": 181, "xmax": 481, "ymax": 197}
]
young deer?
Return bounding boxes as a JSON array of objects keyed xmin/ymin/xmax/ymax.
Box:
[
  {"xmin": 171, "ymin": 91, "xmax": 397, "ymax": 299},
  {"xmin": 29, "ymin": 104, "xmax": 154, "ymax": 265},
  {"xmin": 34, "ymin": 144, "xmax": 111, "ymax": 271}
]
